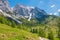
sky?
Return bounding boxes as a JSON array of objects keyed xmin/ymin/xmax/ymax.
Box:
[{"xmin": 8, "ymin": 0, "xmax": 60, "ymax": 15}]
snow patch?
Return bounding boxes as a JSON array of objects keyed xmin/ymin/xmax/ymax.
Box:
[
  {"xmin": 30, "ymin": 6, "xmax": 35, "ymax": 9},
  {"xmin": 28, "ymin": 13, "xmax": 32, "ymax": 21},
  {"xmin": 0, "ymin": 9, "xmax": 3, "ymax": 12},
  {"xmin": 26, "ymin": 6, "xmax": 35, "ymax": 11}
]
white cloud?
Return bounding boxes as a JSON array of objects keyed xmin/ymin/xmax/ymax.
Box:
[
  {"xmin": 58, "ymin": 9, "xmax": 60, "ymax": 12},
  {"xmin": 38, "ymin": 1, "xmax": 44, "ymax": 7},
  {"xmin": 49, "ymin": 13, "xmax": 53, "ymax": 15},
  {"xmin": 54, "ymin": 12, "xmax": 57, "ymax": 15},
  {"xmin": 50, "ymin": 4, "xmax": 55, "ymax": 8},
  {"xmin": 39, "ymin": 1, "xmax": 44, "ymax": 3},
  {"xmin": 49, "ymin": 12, "xmax": 57, "ymax": 15},
  {"xmin": 11, "ymin": 7, "xmax": 13, "ymax": 10}
]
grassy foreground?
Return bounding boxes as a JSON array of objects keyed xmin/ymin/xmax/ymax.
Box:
[{"xmin": 0, "ymin": 23, "xmax": 38, "ymax": 40}]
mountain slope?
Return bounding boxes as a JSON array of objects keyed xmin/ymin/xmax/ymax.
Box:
[
  {"xmin": 0, "ymin": 0, "xmax": 12, "ymax": 12},
  {"xmin": 13, "ymin": 4, "xmax": 47, "ymax": 21},
  {"xmin": 0, "ymin": 0, "xmax": 49, "ymax": 23},
  {"xmin": 0, "ymin": 23, "xmax": 38, "ymax": 40}
]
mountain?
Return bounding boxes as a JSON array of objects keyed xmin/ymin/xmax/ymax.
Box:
[
  {"xmin": 0, "ymin": 0, "xmax": 48, "ymax": 23},
  {"xmin": 0, "ymin": 0, "xmax": 58, "ymax": 24},
  {"xmin": 0, "ymin": 0, "xmax": 12, "ymax": 12},
  {"xmin": 13, "ymin": 4, "xmax": 47, "ymax": 21},
  {"xmin": 0, "ymin": 0, "xmax": 22, "ymax": 24},
  {"xmin": 0, "ymin": 0, "xmax": 60, "ymax": 40}
]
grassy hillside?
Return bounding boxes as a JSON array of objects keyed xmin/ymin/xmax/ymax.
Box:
[
  {"xmin": 0, "ymin": 15, "xmax": 60, "ymax": 40},
  {"xmin": 0, "ymin": 23, "xmax": 38, "ymax": 40}
]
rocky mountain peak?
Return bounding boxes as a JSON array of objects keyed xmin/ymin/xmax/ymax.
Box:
[
  {"xmin": 13, "ymin": 4, "xmax": 47, "ymax": 21},
  {"xmin": 0, "ymin": 0, "xmax": 48, "ymax": 22},
  {"xmin": 0, "ymin": 0, "xmax": 12, "ymax": 12}
]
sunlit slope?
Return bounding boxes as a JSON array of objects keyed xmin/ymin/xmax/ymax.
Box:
[{"xmin": 0, "ymin": 23, "xmax": 38, "ymax": 40}]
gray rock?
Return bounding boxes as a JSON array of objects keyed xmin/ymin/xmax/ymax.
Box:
[
  {"xmin": 0, "ymin": 0, "xmax": 12, "ymax": 12},
  {"xmin": 13, "ymin": 4, "xmax": 47, "ymax": 21}
]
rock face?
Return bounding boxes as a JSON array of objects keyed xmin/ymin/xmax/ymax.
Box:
[
  {"xmin": 0, "ymin": 0, "xmax": 11, "ymax": 12},
  {"xmin": 13, "ymin": 4, "xmax": 47, "ymax": 21},
  {"xmin": 0, "ymin": 0, "xmax": 48, "ymax": 22}
]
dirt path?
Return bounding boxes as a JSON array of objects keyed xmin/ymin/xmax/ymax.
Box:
[{"xmin": 39, "ymin": 37, "xmax": 49, "ymax": 40}]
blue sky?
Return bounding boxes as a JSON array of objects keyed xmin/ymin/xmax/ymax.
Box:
[{"xmin": 8, "ymin": 0, "xmax": 60, "ymax": 15}]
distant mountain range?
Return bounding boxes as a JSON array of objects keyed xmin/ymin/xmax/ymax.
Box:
[{"xmin": 0, "ymin": 0, "xmax": 57, "ymax": 24}]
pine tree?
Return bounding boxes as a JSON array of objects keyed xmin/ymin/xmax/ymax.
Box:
[
  {"xmin": 39, "ymin": 28, "xmax": 46, "ymax": 37},
  {"xmin": 57, "ymin": 18, "xmax": 60, "ymax": 40},
  {"xmin": 11, "ymin": 21, "xmax": 16, "ymax": 28},
  {"xmin": 48, "ymin": 30, "xmax": 54, "ymax": 40}
]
